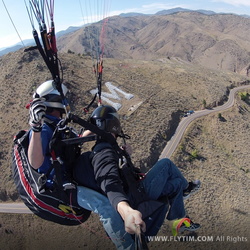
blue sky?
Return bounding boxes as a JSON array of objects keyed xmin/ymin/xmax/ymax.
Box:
[{"xmin": 1, "ymin": 0, "xmax": 250, "ymax": 49}]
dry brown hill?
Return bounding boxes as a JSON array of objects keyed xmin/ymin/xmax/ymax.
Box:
[
  {"xmin": 0, "ymin": 47, "xmax": 249, "ymax": 250},
  {"xmin": 0, "ymin": 48, "xmax": 248, "ymax": 200},
  {"xmin": 58, "ymin": 12, "xmax": 250, "ymax": 75}
]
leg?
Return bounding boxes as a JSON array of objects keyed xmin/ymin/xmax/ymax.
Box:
[
  {"xmin": 77, "ymin": 186, "xmax": 134, "ymax": 250},
  {"xmin": 141, "ymin": 158, "xmax": 188, "ymax": 220}
]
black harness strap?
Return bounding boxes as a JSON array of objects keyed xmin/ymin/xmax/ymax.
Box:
[{"xmin": 32, "ymin": 29, "xmax": 51, "ymax": 72}]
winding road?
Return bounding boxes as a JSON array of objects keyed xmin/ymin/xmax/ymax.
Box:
[
  {"xmin": 159, "ymin": 84, "xmax": 250, "ymax": 159},
  {"xmin": 0, "ymin": 84, "xmax": 250, "ymax": 214}
]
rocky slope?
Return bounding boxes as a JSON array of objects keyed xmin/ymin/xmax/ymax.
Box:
[
  {"xmin": 0, "ymin": 50, "xmax": 249, "ymax": 249},
  {"xmin": 58, "ymin": 12, "xmax": 250, "ymax": 75},
  {"xmin": 0, "ymin": 48, "xmax": 248, "ymax": 200}
]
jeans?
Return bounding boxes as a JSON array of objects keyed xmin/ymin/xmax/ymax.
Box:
[
  {"xmin": 77, "ymin": 186, "xmax": 135, "ymax": 249},
  {"xmin": 141, "ymin": 158, "xmax": 188, "ymax": 220},
  {"xmin": 77, "ymin": 158, "xmax": 188, "ymax": 249}
]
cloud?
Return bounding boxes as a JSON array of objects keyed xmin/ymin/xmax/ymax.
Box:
[{"xmin": 212, "ymin": 0, "xmax": 250, "ymax": 7}]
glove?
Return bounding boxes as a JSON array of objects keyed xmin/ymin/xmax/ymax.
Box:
[{"xmin": 29, "ymin": 98, "xmax": 47, "ymax": 132}]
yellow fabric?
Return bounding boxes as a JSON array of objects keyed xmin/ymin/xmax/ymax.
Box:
[{"xmin": 172, "ymin": 217, "xmax": 191, "ymax": 236}]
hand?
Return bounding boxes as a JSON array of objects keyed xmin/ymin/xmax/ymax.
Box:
[
  {"xmin": 29, "ymin": 98, "xmax": 46, "ymax": 131},
  {"xmin": 124, "ymin": 210, "xmax": 146, "ymax": 234},
  {"xmin": 117, "ymin": 201, "xmax": 146, "ymax": 234}
]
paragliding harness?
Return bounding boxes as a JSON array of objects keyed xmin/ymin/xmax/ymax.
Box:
[
  {"xmin": 66, "ymin": 113, "xmax": 169, "ymax": 241},
  {"xmin": 11, "ymin": 119, "xmax": 97, "ymax": 225},
  {"xmin": 12, "ymin": 112, "xmax": 167, "ymax": 230}
]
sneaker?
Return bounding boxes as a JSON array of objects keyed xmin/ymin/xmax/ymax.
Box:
[
  {"xmin": 172, "ymin": 217, "xmax": 201, "ymax": 236},
  {"xmin": 183, "ymin": 180, "xmax": 201, "ymax": 200},
  {"xmin": 178, "ymin": 219, "xmax": 201, "ymax": 233}
]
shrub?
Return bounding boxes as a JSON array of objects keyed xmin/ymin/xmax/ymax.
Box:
[
  {"xmin": 189, "ymin": 149, "xmax": 198, "ymax": 161},
  {"xmin": 202, "ymin": 99, "xmax": 207, "ymax": 108},
  {"xmin": 67, "ymin": 49, "xmax": 74, "ymax": 54},
  {"xmin": 238, "ymin": 91, "xmax": 249, "ymax": 101}
]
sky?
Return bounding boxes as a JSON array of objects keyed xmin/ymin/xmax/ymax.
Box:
[{"xmin": 1, "ymin": 0, "xmax": 250, "ymax": 49}]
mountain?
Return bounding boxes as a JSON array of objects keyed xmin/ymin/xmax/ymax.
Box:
[
  {"xmin": 2, "ymin": 7, "xmax": 249, "ymax": 58},
  {"xmin": 0, "ymin": 28, "xmax": 83, "ymax": 56},
  {"xmin": 119, "ymin": 12, "xmax": 146, "ymax": 17},
  {"xmin": 0, "ymin": 45, "xmax": 23, "ymax": 56},
  {"xmin": 156, "ymin": 7, "xmax": 216, "ymax": 15},
  {"xmin": 0, "ymin": 26, "xmax": 82, "ymax": 56},
  {"xmin": 57, "ymin": 11, "xmax": 250, "ymax": 75},
  {"xmin": 0, "ymin": 39, "xmax": 35, "ymax": 56},
  {"xmin": 56, "ymin": 26, "xmax": 84, "ymax": 37}
]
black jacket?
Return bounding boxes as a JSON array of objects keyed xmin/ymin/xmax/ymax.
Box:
[{"xmin": 91, "ymin": 141, "xmax": 130, "ymax": 210}]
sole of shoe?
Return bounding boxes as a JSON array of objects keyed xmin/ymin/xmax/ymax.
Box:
[
  {"xmin": 183, "ymin": 181, "xmax": 201, "ymax": 200},
  {"xmin": 179, "ymin": 224, "xmax": 201, "ymax": 233}
]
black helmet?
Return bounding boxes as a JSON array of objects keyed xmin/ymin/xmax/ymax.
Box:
[
  {"xmin": 90, "ymin": 105, "xmax": 122, "ymax": 135},
  {"xmin": 33, "ymin": 80, "xmax": 68, "ymax": 110}
]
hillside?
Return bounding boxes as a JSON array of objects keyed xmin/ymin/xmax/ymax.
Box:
[
  {"xmin": 57, "ymin": 12, "xmax": 250, "ymax": 75},
  {"xmin": 0, "ymin": 47, "xmax": 248, "ymax": 200},
  {"xmin": 0, "ymin": 49, "xmax": 249, "ymax": 249}
]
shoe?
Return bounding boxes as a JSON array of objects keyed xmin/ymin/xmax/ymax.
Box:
[
  {"xmin": 183, "ymin": 180, "xmax": 201, "ymax": 200},
  {"xmin": 178, "ymin": 219, "xmax": 201, "ymax": 233},
  {"xmin": 172, "ymin": 217, "xmax": 201, "ymax": 236}
]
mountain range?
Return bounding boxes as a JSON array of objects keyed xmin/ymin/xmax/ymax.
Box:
[
  {"xmin": 1, "ymin": 7, "xmax": 250, "ymax": 69},
  {"xmin": 55, "ymin": 10, "xmax": 250, "ymax": 75}
]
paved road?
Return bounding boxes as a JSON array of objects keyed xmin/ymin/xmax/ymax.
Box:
[
  {"xmin": 159, "ymin": 84, "xmax": 250, "ymax": 159},
  {"xmin": 1, "ymin": 84, "xmax": 250, "ymax": 214},
  {"xmin": 0, "ymin": 202, "xmax": 31, "ymax": 214}
]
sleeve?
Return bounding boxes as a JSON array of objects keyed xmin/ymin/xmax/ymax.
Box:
[
  {"xmin": 29, "ymin": 125, "xmax": 53, "ymax": 173},
  {"xmin": 91, "ymin": 147, "xmax": 130, "ymax": 210},
  {"xmin": 41, "ymin": 127, "xmax": 52, "ymax": 156}
]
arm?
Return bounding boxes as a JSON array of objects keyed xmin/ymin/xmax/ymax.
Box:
[
  {"xmin": 27, "ymin": 98, "xmax": 47, "ymax": 169},
  {"xmin": 91, "ymin": 147, "xmax": 129, "ymax": 208},
  {"xmin": 28, "ymin": 131, "xmax": 44, "ymax": 169},
  {"xmin": 81, "ymin": 129, "xmax": 93, "ymax": 137},
  {"xmin": 91, "ymin": 146, "xmax": 146, "ymax": 234}
]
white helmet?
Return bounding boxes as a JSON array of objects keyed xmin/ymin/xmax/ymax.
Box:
[{"xmin": 33, "ymin": 80, "xmax": 68, "ymax": 110}]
